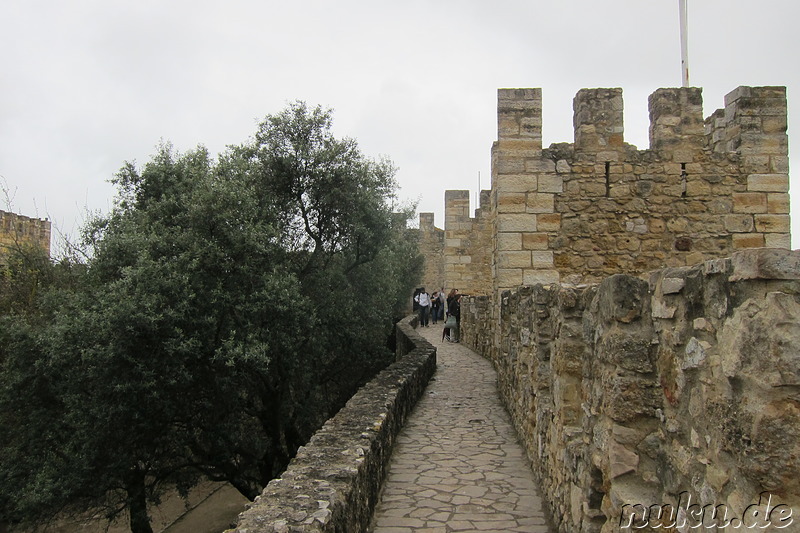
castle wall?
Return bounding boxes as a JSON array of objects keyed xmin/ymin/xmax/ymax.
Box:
[
  {"xmin": 0, "ymin": 209, "xmax": 51, "ymax": 262},
  {"xmin": 490, "ymin": 86, "xmax": 790, "ymax": 291},
  {"xmin": 460, "ymin": 248, "xmax": 800, "ymax": 532},
  {"xmin": 417, "ymin": 212, "xmax": 444, "ymax": 293},
  {"xmin": 433, "ymin": 85, "xmax": 796, "ymax": 531},
  {"xmin": 416, "ymin": 189, "xmax": 493, "ymax": 298},
  {"xmin": 234, "ymin": 316, "xmax": 436, "ymax": 533},
  {"xmin": 443, "ymin": 190, "xmax": 493, "ymax": 296}
]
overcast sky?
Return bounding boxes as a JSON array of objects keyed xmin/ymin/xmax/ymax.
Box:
[{"xmin": 2, "ymin": 0, "xmax": 798, "ymax": 249}]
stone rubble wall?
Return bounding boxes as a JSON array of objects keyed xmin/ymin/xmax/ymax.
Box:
[
  {"xmin": 460, "ymin": 248, "xmax": 800, "ymax": 532},
  {"xmin": 232, "ymin": 316, "xmax": 436, "ymax": 533}
]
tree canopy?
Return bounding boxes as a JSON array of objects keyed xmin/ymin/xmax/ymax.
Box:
[{"xmin": 0, "ymin": 102, "xmax": 422, "ymax": 533}]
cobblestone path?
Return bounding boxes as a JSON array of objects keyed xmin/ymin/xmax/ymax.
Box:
[{"xmin": 370, "ymin": 324, "xmax": 553, "ymax": 533}]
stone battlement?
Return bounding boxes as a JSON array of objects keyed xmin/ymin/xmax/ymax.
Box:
[
  {"xmin": 0, "ymin": 209, "xmax": 51, "ymax": 262},
  {"xmin": 419, "ymin": 86, "xmax": 791, "ymax": 296}
]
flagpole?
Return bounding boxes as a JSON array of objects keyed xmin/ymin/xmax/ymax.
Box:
[{"xmin": 679, "ymin": 0, "xmax": 690, "ymax": 87}]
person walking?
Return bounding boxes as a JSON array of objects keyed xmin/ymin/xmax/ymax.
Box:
[
  {"xmin": 430, "ymin": 290, "xmax": 441, "ymax": 324},
  {"xmin": 437, "ymin": 288, "xmax": 446, "ymax": 321},
  {"xmin": 449, "ymin": 293, "xmax": 462, "ymax": 342},
  {"xmin": 414, "ymin": 287, "xmax": 432, "ymax": 327}
]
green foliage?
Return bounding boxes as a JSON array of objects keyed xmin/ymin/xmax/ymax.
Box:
[{"xmin": 0, "ymin": 102, "xmax": 421, "ymax": 533}]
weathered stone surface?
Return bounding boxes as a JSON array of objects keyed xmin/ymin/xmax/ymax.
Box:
[
  {"xmin": 729, "ymin": 247, "xmax": 800, "ymax": 281},
  {"xmin": 598, "ymin": 331, "xmax": 655, "ymax": 373},
  {"xmin": 413, "ymin": 85, "xmax": 795, "ymax": 531},
  {"xmin": 0, "ymin": 210, "xmax": 51, "ymax": 261},
  {"xmin": 597, "ymin": 275, "xmax": 648, "ymax": 323},
  {"xmin": 461, "ymin": 253, "xmax": 800, "ymax": 533},
  {"xmin": 232, "ymin": 317, "xmax": 436, "ymax": 533}
]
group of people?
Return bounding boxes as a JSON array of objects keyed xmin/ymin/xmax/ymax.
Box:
[{"xmin": 412, "ymin": 287, "xmax": 462, "ymax": 342}]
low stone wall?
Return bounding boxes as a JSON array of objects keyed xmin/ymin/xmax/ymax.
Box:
[
  {"xmin": 232, "ymin": 316, "xmax": 436, "ymax": 533},
  {"xmin": 461, "ymin": 248, "xmax": 800, "ymax": 532}
]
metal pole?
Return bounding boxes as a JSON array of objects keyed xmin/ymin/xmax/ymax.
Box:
[{"xmin": 679, "ymin": 0, "xmax": 690, "ymax": 87}]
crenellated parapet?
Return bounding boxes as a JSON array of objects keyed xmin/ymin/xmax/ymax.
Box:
[
  {"xmin": 0, "ymin": 209, "xmax": 51, "ymax": 263},
  {"xmin": 485, "ymin": 85, "xmax": 791, "ymax": 294},
  {"xmin": 443, "ymin": 189, "xmax": 492, "ymax": 297},
  {"xmin": 417, "ymin": 211, "xmax": 444, "ymax": 293}
]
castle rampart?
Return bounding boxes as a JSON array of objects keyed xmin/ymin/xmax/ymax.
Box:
[
  {"xmin": 0, "ymin": 209, "xmax": 51, "ymax": 262},
  {"xmin": 419, "ymin": 85, "xmax": 796, "ymax": 531},
  {"xmin": 461, "ymin": 248, "xmax": 800, "ymax": 532},
  {"xmin": 491, "ymin": 86, "xmax": 790, "ymax": 292},
  {"xmin": 233, "ymin": 316, "xmax": 436, "ymax": 532}
]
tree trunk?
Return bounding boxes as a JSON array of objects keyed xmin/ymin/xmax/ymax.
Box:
[
  {"xmin": 125, "ymin": 470, "xmax": 153, "ymax": 533},
  {"xmin": 229, "ymin": 477, "xmax": 261, "ymax": 502}
]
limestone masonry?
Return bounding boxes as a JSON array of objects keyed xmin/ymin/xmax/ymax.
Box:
[
  {"xmin": 0, "ymin": 209, "xmax": 51, "ymax": 262},
  {"xmin": 418, "ymin": 86, "xmax": 790, "ymax": 294},
  {"xmin": 461, "ymin": 248, "xmax": 800, "ymax": 532},
  {"xmin": 418, "ymin": 86, "xmax": 796, "ymax": 532}
]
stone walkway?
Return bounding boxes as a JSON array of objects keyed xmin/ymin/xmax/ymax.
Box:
[{"xmin": 370, "ymin": 324, "xmax": 553, "ymax": 533}]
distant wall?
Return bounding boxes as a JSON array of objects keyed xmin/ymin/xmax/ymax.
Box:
[
  {"xmin": 0, "ymin": 210, "xmax": 51, "ymax": 261},
  {"xmin": 232, "ymin": 316, "xmax": 436, "ymax": 533},
  {"xmin": 417, "ymin": 212, "xmax": 444, "ymax": 293},
  {"xmin": 417, "ymin": 189, "xmax": 492, "ymax": 297},
  {"xmin": 461, "ymin": 248, "xmax": 800, "ymax": 532}
]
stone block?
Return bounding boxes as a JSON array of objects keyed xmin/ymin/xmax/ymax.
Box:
[
  {"xmin": 661, "ymin": 277, "xmax": 686, "ymax": 294},
  {"xmin": 531, "ymin": 251, "xmax": 554, "ymax": 268},
  {"xmin": 729, "ymin": 248, "xmax": 800, "ymax": 281},
  {"xmin": 771, "ymin": 155, "xmax": 790, "ymax": 173},
  {"xmin": 522, "ymin": 269, "xmax": 560, "ymax": 285},
  {"xmin": 495, "ymin": 139, "xmax": 542, "ymax": 156},
  {"xmin": 522, "ymin": 233, "xmax": 550, "ymax": 250},
  {"xmin": 762, "ymin": 114, "xmax": 788, "ymax": 134},
  {"xmin": 732, "ymin": 233, "xmax": 765, "ymax": 249},
  {"xmin": 536, "ymin": 213, "xmax": 562, "ymax": 232},
  {"xmin": 526, "ymin": 158, "xmax": 557, "ymax": 173},
  {"xmin": 497, "ymin": 191, "xmax": 527, "ymax": 213},
  {"xmin": 685, "ymin": 179, "xmax": 711, "ymax": 196},
  {"xmin": 498, "ymin": 213, "xmax": 537, "ymax": 232},
  {"xmin": 597, "ymin": 275, "xmax": 649, "ymax": 323},
  {"xmin": 498, "ymin": 250, "xmax": 532, "ymax": 268},
  {"xmin": 599, "ymin": 331, "xmax": 655, "ymax": 373},
  {"xmin": 724, "ymin": 214, "xmax": 755, "ymax": 233},
  {"xmin": 497, "ymin": 268, "xmax": 523, "ymax": 288},
  {"xmin": 765, "ymin": 233, "xmax": 791, "ymax": 249},
  {"xmin": 767, "ymin": 193, "xmax": 790, "ymax": 214},
  {"xmin": 494, "ymin": 157, "xmax": 527, "ymax": 175},
  {"xmin": 747, "ymin": 173, "xmax": 789, "ymax": 192},
  {"xmin": 603, "ymin": 373, "xmax": 661, "ymax": 423},
  {"xmin": 497, "ymin": 232, "xmax": 523, "ymax": 250},
  {"xmin": 538, "ymin": 174, "xmax": 564, "ymax": 193},
  {"xmin": 743, "ymin": 154, "xmax": 771, "ymax": 172},
  {"xmin": 608, "ymin": 440, "xmax": 640, "ymax": 479},
  {"xmin": 651, "ymin": 297, "xmax": 676, "ymax": 319},
  {"xmin": 732, "ymin": 193, "xmax": 767, "ymax": 213},
  {"xmin": 754, "ymin": 214, "xmax": 790, "ymax": 233},
  {"xmin": 526, "ymin": 193, "xmax": 555, "ymax": 213},
  {"xmin": 498, "ymin": 115, "xmax": 520, "ymax": 137},
  {"xmin": 495, "ymin": 174, "xmax": 536, "ymax": 193}
]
